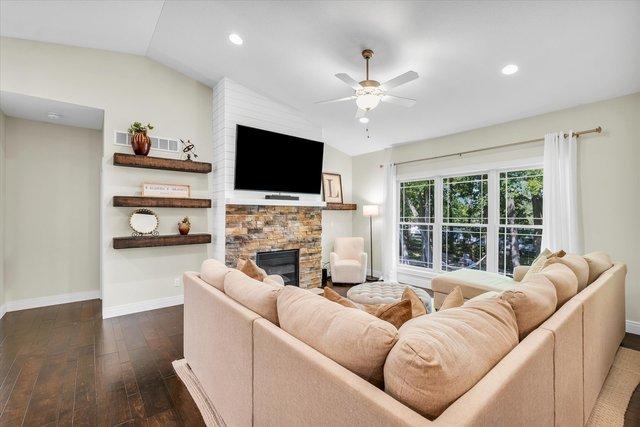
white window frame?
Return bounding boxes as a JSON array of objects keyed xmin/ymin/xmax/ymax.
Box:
[{"xmin": 396, "ymin": 157, "xmax": 543, "ymax": 281}]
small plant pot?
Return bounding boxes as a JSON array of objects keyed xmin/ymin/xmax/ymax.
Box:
[
  {"xmin": 178, "ymin": 223, "xmax": 191, "ymax": 235},
  {"xmin": 131, "ymin": 132, "xmax": 151, "ymax": 156}
]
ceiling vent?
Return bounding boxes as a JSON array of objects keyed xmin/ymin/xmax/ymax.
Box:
[{"xmin": 114, "ymin": 131, "xmax": 179, "ymax": 153}]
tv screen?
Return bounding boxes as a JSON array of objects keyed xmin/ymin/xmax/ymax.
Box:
[{"xmin": 234, "ymin": 125, "xmax": 324, "ymax": 194}]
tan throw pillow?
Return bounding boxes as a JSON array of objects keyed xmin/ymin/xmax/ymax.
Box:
[
  {"xmin": 521, "ymin": 248, "xmax": 560, "ymax": 282},
  {"xmin": 384, "ymin": 298, "xmax": 518, "ymax": 419},
  {"xmin": 402, "ymin": 287, "xmax": 428, "ymax": 317},
  {"xmin": 583, "ymin": 251, "xmax": 613, "ymax": 285},
  {"xmin": 538, "ymin": 263, "xmax": 578, "ymax": 308},
  {"xmin": 238, "ymin": 258, "xmax": 267, "ymax": 281},
  {"xmin": 323, "ymin": 287, "xmax": 417, "ymax": 328},
  {"xmin": 278, "ymin": 286, "xmax": 398, "ymax": 387},
  {"xmin": 547, "ymin": 253, "xmax": 589, "ymax": 291},
  {"xmin": 500, "ymin": 275, "xmax": 557, "ymax": 339},
  {"xmin": 224, "ymin": 270, "xmax": 282, "ymax": 325},
  {"xmin": 200, "ymin": 259, "xmax": 229, "ymax": 291},
  {"xmin": 439, "ymin": 286, "xmax": 464, "ymax": 311}
]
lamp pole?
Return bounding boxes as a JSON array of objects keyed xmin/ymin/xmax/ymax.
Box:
[
  {"xmin": 363, "ymin": 205, "xmax": 379, "ymax": 282},
  {"xmin": 369, "ymin": 214, "xmax": 374, "ymax": 279}
]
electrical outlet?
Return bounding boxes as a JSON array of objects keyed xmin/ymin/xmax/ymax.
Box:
[{"xmin": 173, "ymin": 277, "xmax": 181, "ymax": 287}]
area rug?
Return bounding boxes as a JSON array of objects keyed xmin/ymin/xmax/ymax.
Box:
[
  {"xmin": 586, "ymin": 347, "xmax": 640, "ymax": 426},
  {"xmin": 172, "ymin": 359, "xmax": 225, "ymax": 427}
]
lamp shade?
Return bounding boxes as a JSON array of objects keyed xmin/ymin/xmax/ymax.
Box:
[{"xmin": 362, "ymin": 205, "xmax": 379, "ymax": 217}]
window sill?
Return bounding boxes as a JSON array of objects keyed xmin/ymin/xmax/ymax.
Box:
[{"xmin": 396, "ymin": 265, "xmax": 437, "ymax": 289}]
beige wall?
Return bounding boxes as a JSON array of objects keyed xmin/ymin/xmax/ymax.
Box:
[
  {"xmin": 322, "ymin": 144, "xmax": 354, "ymax": 265},
  {"xmin": 4, "ymin": 118, "xmax": 101, "ymax": 301},
  {"xmin": 0, "ymin": 111, "xmax": 5, "ymax": 308},
  {"xmin": 0, "ymin": 37, "xmax": 213, "ymax": 315},
  {"xmin": 352, "ymin": 92, "xmax": 640, "ymax": 324}
]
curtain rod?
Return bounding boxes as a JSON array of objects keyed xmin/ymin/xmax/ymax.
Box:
[{"xmin": 383, "ymin": 126, "xmax": 602, "ymax": 168}]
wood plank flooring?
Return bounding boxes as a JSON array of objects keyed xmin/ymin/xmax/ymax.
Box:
[
  {"xmin": 0, "ymin": 297, "xmax": 638, "ymax": 426},
  {"xmin": 0, "ymin": 300, "xmax": 203, "ymax": 426}
]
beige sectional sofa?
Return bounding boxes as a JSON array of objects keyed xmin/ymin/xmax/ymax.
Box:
[{"xmin": 184, "ymin": 256, "xmax": 626, "ymax": 426}]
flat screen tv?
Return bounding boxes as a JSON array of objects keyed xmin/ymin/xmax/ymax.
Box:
[{"xmin": 234, "ymin": 125, "xmax": 324, "ymax": 194}]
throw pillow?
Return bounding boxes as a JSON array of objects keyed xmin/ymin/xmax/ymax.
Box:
[
  {"xmin": 521, "ymin": 249, "xmax": 565, "ymax": 282},
  {"xmin": 263, "ymin": 276, "xmax": 285, "ymax": 286},
  {"xmin": 583, "ymin": 251, "xmax": 613, "ymax": 285},
  {"xmin": 439, "ymin": 286, "xmax": 464, "ymax": 311},
  {"xmin": 323, "ymin": 287, "xmax": 358, "ymax": 309},
  {"xmin": 402, "ymin": 287, "xmax": 428, "ymax": 317},
  {"xmin": 238, "ymin": 258, "xmax": 267, "ymax": 281}
]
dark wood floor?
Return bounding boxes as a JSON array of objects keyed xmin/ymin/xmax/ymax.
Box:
[
  {"xmin": 0, "ymin": 299, "xmax": 203, "ymax": 426},
  {"xmin": 0, "ymin": 297, "xmax": 638, "ymax": 426}
]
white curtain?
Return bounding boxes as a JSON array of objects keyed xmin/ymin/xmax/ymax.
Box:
[
  {"xmin": 381, "ymin": 163, "xmax": 398, "ymax": 281},
  {"xmin": 541, "ymin": 131, "xmax": 582, "ymax": 253}
]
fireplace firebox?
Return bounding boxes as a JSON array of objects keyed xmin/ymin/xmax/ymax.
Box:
[{"xmin": 256, "ymin": 249, "xmax": 299, "ymax": 286}]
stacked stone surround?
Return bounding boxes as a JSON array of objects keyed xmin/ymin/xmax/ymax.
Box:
[{"xmin": 225, "ymin": 204, "xmax": 322, "ymax": 289}]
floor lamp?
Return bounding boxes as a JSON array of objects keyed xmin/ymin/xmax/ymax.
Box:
[{"xmin": 362, "ymin": 205, "xmax": 379, "ymax": 281}]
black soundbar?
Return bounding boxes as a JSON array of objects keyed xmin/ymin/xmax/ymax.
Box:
[{"xmin": 265, "ymin": 194, "xmax": 300, "ymax": 201}]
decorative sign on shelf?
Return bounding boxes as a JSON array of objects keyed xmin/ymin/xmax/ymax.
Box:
[{"xmin": 142, "ymin": 183, "xmax": 191, "ymax": 198}]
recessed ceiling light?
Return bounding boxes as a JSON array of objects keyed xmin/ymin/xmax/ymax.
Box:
[
  {"xmin": 501, "ymin": 64, "xmax": 518, "ymax": 75},
  {"xmin": 47, "ymin": 112, "xmax": 62, "ymax": 120},
  {"xmin": 359, "ymin": 117, "xmax": 370, "ymax": 124},
  {"xmin": 228, "ymin": 33, "xmax": 243, "ymax": 45}
]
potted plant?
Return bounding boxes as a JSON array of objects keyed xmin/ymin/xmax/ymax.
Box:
[
  {"xmin": 128, "ymin": 122, "xmax": 154, "ymax": 156},
  {"xmin": 178, "ymin": 217, "xmax": 191, "ymax": 235}
]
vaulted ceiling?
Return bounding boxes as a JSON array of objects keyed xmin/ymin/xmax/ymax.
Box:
[{"xmin": 2, "ymin": 1, "xmax": 639, "ymax": 155}]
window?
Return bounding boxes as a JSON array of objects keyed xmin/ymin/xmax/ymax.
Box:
[
  {"xmin": 398, "ymin": 167, "xmax": 543, "ymax": 276},
  {"xmin": 498, "ymin": 169, "xmax": 543, "ymax": 275},
  {"xmin": 399, "ymin": 180, "xmax": 434, "ymax": 269}
]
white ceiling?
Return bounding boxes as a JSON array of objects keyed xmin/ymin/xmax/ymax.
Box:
[
  {"xmin": 2, "ymin": 1, "xmax": 639, "ymax": 156},
  {"xmin": 0, "ymin": 91, "xmax": 105, "ymax": 130}
]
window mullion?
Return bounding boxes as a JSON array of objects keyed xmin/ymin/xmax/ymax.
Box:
[
  {"xmin": 434, "ymin": 177, "xmax": 443, "ymax": 273},
  {"xmin": 487, "ymin": 170, "xmax": 498, "ymax": 272}
]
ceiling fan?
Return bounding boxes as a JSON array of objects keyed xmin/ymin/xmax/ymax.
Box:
[{"xmin": 316, "ymin": 49, "xmax": 419, "ymax": 120}]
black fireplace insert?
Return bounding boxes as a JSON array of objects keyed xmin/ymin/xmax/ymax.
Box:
[{"xmin": 255, "ymin": 249, "xmax": 299, "ymax": 286}]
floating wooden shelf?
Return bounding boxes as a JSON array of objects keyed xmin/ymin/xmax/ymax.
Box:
[
  {"xmin": 113, "ymin": 233, "xmax": 212, "ymax": 249},
  {"xmin": 323, "ymin": 203, "xmax": 358, "ymax": 211},
  {"xmin": 113, "ymin": 196, "xmax": 211, "ymax": 208},
  {"xmin": 113, "ymin": 153, "xmax": 212, "ymax": 174}
]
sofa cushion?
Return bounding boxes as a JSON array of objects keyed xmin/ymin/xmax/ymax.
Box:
[
  {"xmin": 384, "ymin": 298, "xmax": 518, "ymax": 419},
  {"xmin": 278, "ymin": 286, "xmax": 398, "ymax": 387},
  {"xmin": 224, "ymin": 270, "xmax": 283, "ymax": 325},
  {"xmin": 200, "ymin": 259, "xmax": 230, "ymax": 291},
  {"xmin": 402, "ymin": 287, "xmax": 427, "ymax": 318},
  {"xmin": 439, "ymin": 286, "xmax": 464, "ymax": 311},
  {"xmin": 583, "ymin": 251, "xmax": 613, "ymax": 285},
  {"xmin": 522, "ymin": 248, "xmax": 553, "ymax": 281},
  {"xmin": 500, "ymin": 275, "xmax": 557, "ymax": 339},
  {"xmin": 548, "ymin": 253, "xmax": 589, "ymax": 291},
  {"xmin": 538, "ymin": 263, "xmax": 578, "ymax": 308},
  {"xmin": 237, "ymin": 258, "xmax": 267, "ymax": 281}
]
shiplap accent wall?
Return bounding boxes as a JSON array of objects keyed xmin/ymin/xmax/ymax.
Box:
[{"xmin": 211, "ymin": 78, "xmax": 325, "ymax": 260}]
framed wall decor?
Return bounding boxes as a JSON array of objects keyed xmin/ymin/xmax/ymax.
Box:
[
  {"xmin": 322, "ymin": 173, "xmax": 343, "ymax": 203},
  {"xmin": 142, "ymin": 182, "xmax": 191, "ymax": 198}
]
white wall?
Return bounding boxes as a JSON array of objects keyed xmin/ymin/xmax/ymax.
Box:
[
  {"xmin": 3, "ymin": 118, "xmax": 101, "ymax": 302},
  {"xmin": 352, "ymin": 92, "xmax": 640, "ymax": 326},
  {"xmin": 0, "ymin": 37, "xmax": 213, "ymax": 316},
  {"xmin": 211, "ymin": 78, "xmax": 353, "ymax": 264},
  {"xmin": 0, "ymin": 111, "xmax": 5, "ymax": 312}
]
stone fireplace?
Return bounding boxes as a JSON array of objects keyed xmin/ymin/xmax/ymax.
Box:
[{"xmin": 225, "ymin": 204, "xmax": 322, "ymax": 288}]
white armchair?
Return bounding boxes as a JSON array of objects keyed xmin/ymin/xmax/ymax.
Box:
[{"xmin": 330, "ymin": 237, "xmax": 367, "ymax": 284}]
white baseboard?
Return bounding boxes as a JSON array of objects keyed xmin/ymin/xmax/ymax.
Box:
[
  {"xmin": 0, "ymin": 304, "xmax": 6, "ymax": 319},
  {"xmin": 102, "ymin": 294, "xmax": 184, "ymax": 319},
  {"xmin": 626, "ymin": 320, "xmax": 640, "ymax": 335},
  {"xmin": 3, "ymin": 290, "xmax": 101, "ymax": 315}
]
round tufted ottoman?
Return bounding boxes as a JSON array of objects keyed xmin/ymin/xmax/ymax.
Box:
[{"xmin": 347, "ymin": 282, "xmax": 433, "ymax": 313}]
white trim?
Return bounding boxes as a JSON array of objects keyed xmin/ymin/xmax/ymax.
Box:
[
  {"xmin": 626, "ymin": 320, "xmax": 640, "ymax": 335},
  {"xmin": 397, "ymin": 265, "xmax": 435, "ymax": 289},
  {"xmin": 4, "ymin": 290, "xmax": 101, "ymax": 313},
  {"xmin": 0, "ymin": 304, "xmax": 6, "ymax": 319},
  {"xmin": 102, "ymin": 294, "xmax": 184, "ymax": 319},
  {"xmin": 225, "ymin": 197, "xmax": 325, "ymax": 207}
]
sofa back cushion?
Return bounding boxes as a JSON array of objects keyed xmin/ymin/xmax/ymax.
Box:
[
  {"xmin": 548, "ymin": 253, "xmax": 589, "ymax": 291},
  {"xmin": 583, "ymin": 251, "xmax": 613, "ymax": 285},
  {"xmin": 277, "ymin": 286, "xmax": 398, "ymax": 387},
  {"xmin": 538, "ymin": 263, "xmax": 578, "ymax": 308},
  {"xmin": 383, "ymin": 298, "xmax": 518, "ymax": 419},
  {"xmin": 500, "ymin": 275, "xmax": 557, "ymax": 339},
  {"xmin": 224, "ymin": 270, "xmax": 283, "ymax": 325},
  {"xmin": 200, "ymin": 259, "xmax": 230, "ymax": 291}
]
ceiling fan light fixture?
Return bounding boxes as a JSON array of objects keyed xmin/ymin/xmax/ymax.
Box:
[
  {"xmin": 356, "ymin": 93, "xmax": 381, "ymax": 111},
  {"xmin": 359, "ymin": 117, "xmax": 370, "ymax": 124}
]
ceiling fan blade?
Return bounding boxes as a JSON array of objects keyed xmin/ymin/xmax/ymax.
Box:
[
  {"xmin": 335, "ymin": 73, "xmax": 361, "ymax": 89},
  {"xmin": 380, "ymin": 71, "xmax": 419, "ymax": 90},
  {"xmin": 355, "ymin": 108, "xmax": 367, "ymax": 119},
  {"xmin": 315, "ymin": 95, "xmax": 356, "ymax": 105},
  {"xmin": 382, "ymin": 95, "xmax": 417, "ymax": 108}
]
